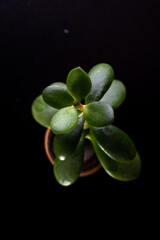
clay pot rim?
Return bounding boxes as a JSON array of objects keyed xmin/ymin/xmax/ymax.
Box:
[{"xmin": 44, "ymin": 128, "xmax": 101, "ymax": 177}]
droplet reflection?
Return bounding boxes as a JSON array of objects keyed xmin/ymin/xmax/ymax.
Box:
[
  {"xmin": 62, "ymin": 180, "xmax": 71, "ymax": 186},
  {"xmin": 59, "ymin": 156, "xmax": 65, "ymax": 161}
]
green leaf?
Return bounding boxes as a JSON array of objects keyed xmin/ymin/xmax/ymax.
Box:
[
  {"xmin": 100, "ymin": 80, "xmax": 126, "ymax": 109},
  {"xmin": 54, "ymin": 132, "xmax": 85, "ymax": 186},
  {"xmin": 53, "ymin": 115, "xmax": 84, "ymax": 160},
  {"xmin": 90, "ymin": 134, "xmax": 141, "ymax": 181},
  {"xmin": 90, "ymin": 125, "xmax": 136, "ymax": 162},
  {"xmin": 31, "ymin": 95, "xmax": 57, "ymax": 128},
  {"xmin": 85, "ymin": 63, "xmax": 114, "ymax": 104},
  {"xmin": 50, "ymin": 106, "xmax": 78, "ymax": 134},
  {"xmin": 83, "ymin": 102, "xmax": 114, "ymax": 127},
  {"xmin": 66, "ymin": 67, "xmax": 92, "ymax": 102},
  {"xmin": 42, "ymin": 82, "xmax": 74, "ymax": 109}
]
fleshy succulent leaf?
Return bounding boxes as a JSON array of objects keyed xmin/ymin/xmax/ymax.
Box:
[
  {"xmin": 100, "ymin": 80, "xmax": 126, "ymax": 109},
  {"xmin": 53, "ymin": 115, "xmax": 84, "ymax": 160},
  {"xmin": 90, "ymin": 125, "xmax": 136, "ymax": 162},
  {"xmin": 82, "ymin": 101, "xmax": 114, "ymax": 127},
  {"xmin": 31, "ymin": 95, "xmax": 57, "ymax": 128},
  {"xmin": 90, "ymin": 134, "xmax": 141, "ymax": 181},
  {"xmin": 42, "ymin": 82, "xmax": 74, "ymax": 109},
  {"xmin": 54, "ymin": 132, "xmax": 85, "ymax": 186},
  {"xmin": 85, "ymin": 63, "xmax": 114, "ymax": 104},
  {"xmin": 66, "ymin": 67, "xmax": 92, "ymax": 102},
  {"xmin": 50, "ymin": 106, "xmax": 78, "ymax": 134}
]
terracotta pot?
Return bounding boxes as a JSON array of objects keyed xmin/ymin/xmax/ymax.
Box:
[{"xmin": 44, "ymin": 128, "xmax": 101, "ymax": 177}]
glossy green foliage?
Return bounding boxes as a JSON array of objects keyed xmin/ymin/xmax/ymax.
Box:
[
  {"xmin": 100, "ymin": 80, "xmax": 126, "ymax": 109},
  {"xmin": 83, "ymin": 102, "xmax": 114, "ymax": 127},
  {"xmin": 66, "ymin": 67, "xmax": 92, "ymax": 102},
  {"xmin": 53, "ymin": 116, "xmax": 84, "ymax": 160},
  {"xmin": 32, "ymin": 63, "xmax": 141, "ymax": 185},
  {"xmin": 50, "ymin": 106, "xmax": 78, "ymax": 134},
  {"xmin": 90, "ymin": 125, "xmax": 136, "ymax": 162},
  {"xmin": 31, "ymin": 95, "xmax": 57, "ymax": 128},
  {"xmin": 42, "ymin": 82, "xmax": 74, "ymax": 109},
  {"xmin": 54, "ymin": 133, "xmax": 85, "ymax": 186},
  {"xmin": 90, "ymin": 134, "xmax": 141, "ymax": 181},
  {"xmin": 85, "ymin": 63, "xmax": 114, "ymax": 104}
]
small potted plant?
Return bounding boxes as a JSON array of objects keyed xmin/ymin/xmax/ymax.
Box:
[{"xmin": 32, "ymin": 63, "xmax": 141, "ymax": 186}]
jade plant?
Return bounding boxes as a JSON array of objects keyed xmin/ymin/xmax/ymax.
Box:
[{"xmin": 32, "ymin": 63, "xmax": 141, "ymax": 186}]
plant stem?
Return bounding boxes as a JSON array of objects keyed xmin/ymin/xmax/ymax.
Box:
[
  {"xmin": 83, "ymin": 128, "xmax": 90, "ymax": 138},
  {"xmin": 83, "ymin": 120, "xmax": 89, "ymax": 130},
  {"xmin": 73, "ymin": 100, "xmax": 80, "ymax": 106},
  {"xmin": 85, "ymin": 133, "xmax": 91, "ymax": 141}
]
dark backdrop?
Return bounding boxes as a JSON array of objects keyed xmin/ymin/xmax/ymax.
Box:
[{"xmin": 1, "ymin": 0, "xmax": 159, "ymax": 205}]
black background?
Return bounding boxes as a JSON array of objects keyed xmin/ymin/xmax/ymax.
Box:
[{"xmin": 1, "ymin": 0, "xmax": 159, "ymax": 207}]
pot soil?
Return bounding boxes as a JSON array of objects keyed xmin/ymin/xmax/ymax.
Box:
[{"xmin": 44, "ymin": 128, "xmax": 101, "ymax": 177}]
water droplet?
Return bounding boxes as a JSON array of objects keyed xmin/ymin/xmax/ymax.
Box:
[
  {"xmin": 62, "ymin": 180, "xmax": 71, "ymax": 186},
  {"xmin": 59, "ymin": 156, "xmax": 65, "ymax": 161}
]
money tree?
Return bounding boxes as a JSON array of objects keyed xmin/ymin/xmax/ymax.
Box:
[{"xmin": 32, "ymin": 63, "xmax": 141, "ymax": 186}]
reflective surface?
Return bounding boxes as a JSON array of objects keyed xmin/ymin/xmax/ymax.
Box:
[
  {"xmin": 85, "ymin": 63, "xmax": 114, "ymax": 103},
  {"xmin": 90, "ymin": 125, "xmax": 136, "ymax": 162},
  {"xmin": 83, "ymin": 102, "xmax": 114, "ymax": 127},
  {"xmin": 42, "ymin": 82, "xmax": 74, "ymax": 109},
  {"xmin": 100, "ymin": 80, "xmax": 126, "ymax": 109},
  {"xmin": 66, "ymin": 67, "xmax": 92, "ymax": 102},
  {"xmin": 54, "ymin": 133, "xmax": 85, "ymax": 186},
  {"xmin": 31, "ymin": 95, "xmax": 57, "ymax": 128},
  {"xmin": 53, "ymin": 116, "xmax": 84, "ymax": 160},
  {"xmin": 91, "ymin": 134, "xmax": 141, "ymax": 181},
  {"xmin": 50, "ymin": 106, "xmax": 78, "ymax": 134}
]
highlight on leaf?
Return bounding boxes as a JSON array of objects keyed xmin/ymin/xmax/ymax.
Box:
[
  {"xmin": 42, "ymin": 82, "xmax": 74, "ymax": 109},
  {"xmin": 53, "ymin": 116, "xmax": 84, "ymax": 160},
  {"xmin": 85, "ymin": 63, "xmax": 114, "ymax": 104},
  {"xmin": 50, "ymin": 106, "xmax": 78, "ymax": 134},
  {"xmin": 90, "ymin": 125, "xmax": 136, "ymax": 162},
  {"xmin": 90, "ymin": 133, "xmax": 141, "ymax": 181},
  {"xmin": 100, "ymin": 80, "xmax": 126, "ymax": 109},
  {"xmin": 83, "ymin": 101, "xmax": 114, "ymax": 128},
  {"xmin": 54, "ymin": 132, "xmax": 85, "ymax": 186},
  {"xmin": 66, "ymin": 67, "xmax": 92, "ymax": 102},
  {"xmin": 32, "ymin": 95, "xmax": 57, "ymax": 128}
]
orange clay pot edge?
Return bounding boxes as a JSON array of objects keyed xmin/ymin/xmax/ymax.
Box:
[{"xmin": 44, "ymin": 128, "xmax": 54, "ymax": 165}]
